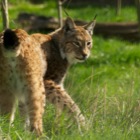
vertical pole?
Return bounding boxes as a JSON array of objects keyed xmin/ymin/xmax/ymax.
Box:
[
  {"xmin": 116, "ymin": 0, "xmax": 121, "ymax": 16},
  {"xmin": 136, "ymin": 0, "xmax": 140, "ymax": 30},
  {"xmin": 57, "ymin": 0, "xmax": 63, "ymax": 28},
  {"xmin": 1, "ymin": 0, "xmax": 9, "ymax": 29}
]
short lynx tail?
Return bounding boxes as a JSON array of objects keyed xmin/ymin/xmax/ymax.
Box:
[{"xmin": 3, "ymin": 29, "xmax": 19, "ymax": 50}]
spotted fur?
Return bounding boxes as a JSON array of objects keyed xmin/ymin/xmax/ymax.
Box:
[
  {"xmin": 0, "ymin": 17, "xmax": 95, "ymax": 134},
  {"xmin": 31, "ymin": 17, "xmax": 96, "ymax": 130},
  {"xmin": 0, "ymin": 29, "xmax": 46, "ymax": 136}
]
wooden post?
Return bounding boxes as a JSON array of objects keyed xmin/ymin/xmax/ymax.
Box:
[
  {"xmin": 135, "ymin": 0, "xmax": 140, "ymax": 30},
  {"xmin": 56, "ymin": 0, "xmax": 68, "ymax": 28},
  {"xmin": 57, "ymin": 0, "xmax": 63, "ymax": 28},
  {"xmin": 116, "ymin": 0, "xmax": 121, "ymax": 16},
  {"xmin": 1, "ymin": 0, "xmax": 9, "ymax": 29}
]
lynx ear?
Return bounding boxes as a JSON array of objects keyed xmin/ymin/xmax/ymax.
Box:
[
  {"xmin": 63, "ymin": 17, "xmax": 76, "ymax": 32},
  {"xmin": 84, "ymin": 20, "xmax": 96, "ymax": 36}
]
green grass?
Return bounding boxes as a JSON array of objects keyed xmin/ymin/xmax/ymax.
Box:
[
  {"xmin": 1, "ymin": 1, "xmax": 140, "ymax": 140},
  {"xmin": 65, "ymin": 37, "xmax": 140, "ymax": 140}
]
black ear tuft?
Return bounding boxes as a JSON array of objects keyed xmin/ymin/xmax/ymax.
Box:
[{"xmin": 3, "ymin": 29, "xmax": 19, "ymax": 50}]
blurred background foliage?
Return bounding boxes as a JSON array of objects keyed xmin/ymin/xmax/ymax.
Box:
[{"xmin": 1, "ymin": 0, "xmax": 140, "ymax": 139}]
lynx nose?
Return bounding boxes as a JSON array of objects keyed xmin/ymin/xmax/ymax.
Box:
[{"xmin": 82, "ymin": 53, "xmax": 88, "ymax": 60}]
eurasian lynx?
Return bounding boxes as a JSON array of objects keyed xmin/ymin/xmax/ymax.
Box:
[
  {"xmin": 0, "ymin": 29, "xmax": 46, "ymax": 136},
  {"xmin": 31, "ymin": 17, "xmax": 96, "ymax": 130},
  {"xmin": 0, "ymin": 17, "xmax": 95, "ymax": 135}
]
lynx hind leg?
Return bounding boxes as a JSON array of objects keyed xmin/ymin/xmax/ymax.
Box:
[
  {"xmin": 0, "ymin": 91, "xmax": 16, "ymax": 117},
  {"xmin": 44, "ymin": 80, "xmax": 86, "ymax": 130},
  {"xmin": 18, "ymin": 102, "xmax": 30, "ymax": 130}
]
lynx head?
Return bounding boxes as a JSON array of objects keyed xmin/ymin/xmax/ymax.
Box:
[{"xmin": 60, "ymin": 17, "xmax": 96, "ymax": 64}]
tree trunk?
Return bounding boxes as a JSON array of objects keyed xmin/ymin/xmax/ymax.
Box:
[{"xmin": 1, "ymin": 0, "xmax": 9, "ymax": 29}]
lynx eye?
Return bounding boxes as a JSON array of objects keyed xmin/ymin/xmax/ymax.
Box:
[
  {"xmin": 87, "ymin": 41, "xmax": 91, "ymax": 46},
  {"xmin": 72, "ymin": 41, "xmax": 80, "ymax": 47}
]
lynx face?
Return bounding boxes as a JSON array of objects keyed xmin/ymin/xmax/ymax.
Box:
[
  {"xmin": 60, "ymin": 17, "xmax": 95, "ymax": 64},
  {"xmin": 64, "ymin": 28, "xmax": 92, "ymax": 63}
]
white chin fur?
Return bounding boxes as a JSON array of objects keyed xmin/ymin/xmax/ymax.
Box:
[
  {"xmin": 67, "ymin": 57, "xmax": 85, "ymax": 64},
  {"xmin": 65, "ymin": 53, "xmax": 89, "ymax": 64},
  {"xmin": 75, "ymin": 59, "xmax": 85, "ymax": 63}
]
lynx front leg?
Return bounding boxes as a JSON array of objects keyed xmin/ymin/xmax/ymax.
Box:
[
  {"xmin": 10, "ymin": 100, "xmax": 17, "ymax": 126},
  {"xmin": 0, "ymin": 91, "xmax": 16, "ymax": 125},
  {"xmin": 44, "ymin": 80, "xmax": 86, "ymax": 130}
]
